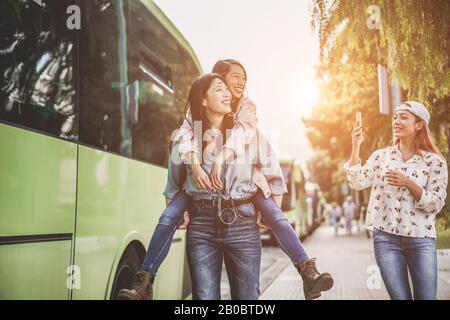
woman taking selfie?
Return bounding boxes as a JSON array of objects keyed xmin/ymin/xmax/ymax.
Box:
[{"xmin": 344, "ymin": 101, "xmax": 448, "ymax": 300}]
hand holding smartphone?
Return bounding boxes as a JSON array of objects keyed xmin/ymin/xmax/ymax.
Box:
[
  {"xmin": 356, "ymin": 112, "xmax": 362, "ymax": 126},
  {"xmin": 350, "ymin": 112, "xmax": 364, "ymax": 164},
  {"xmin": 352, "ymin": 112, "xmax": 364, "ymax": 148}
]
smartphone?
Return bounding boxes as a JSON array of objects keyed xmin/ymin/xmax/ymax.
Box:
[{"xmin": 356, "ymin": 112, "xmax": 362, "ymax": 126}]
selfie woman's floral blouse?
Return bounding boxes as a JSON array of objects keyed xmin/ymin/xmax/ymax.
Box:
[{"xmin": 344, "ymin": 145, "xmax": 448, "ymax": 238}]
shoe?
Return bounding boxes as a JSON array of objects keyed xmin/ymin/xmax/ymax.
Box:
[
  {"xmin": 295, "ymin": 258, "xmax": 333, "ymax": 300},
  {"xmin": 117, "ymin": 271, "xmax": 154, "ymax": 300}
]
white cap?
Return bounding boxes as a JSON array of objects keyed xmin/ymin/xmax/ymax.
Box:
[{"xmin": 394, "ymin": 101, "xmax": 430, "ymax": 125}]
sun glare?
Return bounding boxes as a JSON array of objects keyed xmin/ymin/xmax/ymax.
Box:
[{"xmin": 288, "ymin": 78, "xmax": 320, "ymax": 118}]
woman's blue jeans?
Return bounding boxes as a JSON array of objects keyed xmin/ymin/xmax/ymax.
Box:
[
  {"xmin": 141, "ymin": 189, "xmax": 309, "ymax": 277},
  {"xmin": 373, "ymin": 228, "xmax": 437, "ymax": 300},
  {"xmin": 187, "ymin": 202, "xmax": 261, "ymax": 300}
]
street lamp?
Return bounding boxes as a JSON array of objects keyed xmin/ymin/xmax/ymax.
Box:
[{"xmin": 378, "ymin": 64, "xmax": 404, "ymax": 115}]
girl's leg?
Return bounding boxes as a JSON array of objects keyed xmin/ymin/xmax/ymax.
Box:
[
  {"xmin": 333, "ymin": 219, "xmax": 339, "ymax": 236},
  {"xmin": 346, "ymin": 218, "xmax": 352, "ymax": 235},
  {"xmin": 253, "ymin": 190, "xmax": 333, "ymax": 299},
  {"xmin": 253, "ymin": 190, "xmax": 309, "ymax": 263},
  {"xmin": 141, "ymin": 191, "xmax": 191, "ymax": 277}
]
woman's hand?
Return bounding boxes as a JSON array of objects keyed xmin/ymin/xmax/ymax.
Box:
[
  {"xmin": 348, "ymin": 123, "xmax": 364, "ymax": 166},
  {"xmin": 210, "ymin": 162, "xmax": 224, "ymax": 190},
  {"xmin": 192, "ymin": 164, "xmax": 213, "ymax": 190},
  {"xmin": 385, "ymin": 170, "xmax": 410, "ymax": 187},
  {"xmin": 178, "ymin": 211, "xmax": 190, "ymax": 229},
  {"xmin": 351, "ymin": 124, "xmax": 365, "ymax": 148},
  {"xmin": 210, "ymin": 148, "xmax": 233, "ymax": 191},
  {"xmin": 386, "ymin": 170, "xmax": 423, "ymax": 201}
]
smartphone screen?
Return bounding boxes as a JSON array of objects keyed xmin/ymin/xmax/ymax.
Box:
[{"xmin": 356, "ymin": 112, "xmax": 362, "ymax": 126}]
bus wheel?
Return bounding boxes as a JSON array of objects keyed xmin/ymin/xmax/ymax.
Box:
[{"xmin": 110, "ymin": 246, "xmax": 142, "ymax": 300}]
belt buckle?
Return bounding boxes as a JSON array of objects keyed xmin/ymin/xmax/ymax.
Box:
[
  {"xmin": 218, "ymin": 206, "xmax": 237, "ymax": 225},
  {"xmin": 216, "ymin": 195, "xmax": 237, "ymax": 225}
]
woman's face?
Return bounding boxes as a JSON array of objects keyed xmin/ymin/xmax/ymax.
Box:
[
  {"xmin": 224, "ymin": 64, "xmax": 247, "ymax": 99},
  {"xmin": 392, "ymin": 110, "xmax": 423, "ymax": 139},
  {"xmin": 203, "ymin": 78, "xmax": 231, "ymax": 115}
]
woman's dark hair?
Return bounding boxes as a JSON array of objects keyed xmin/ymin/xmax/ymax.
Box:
[
  {"xmin": 188, "ymin": 73, "xmax": 223, "ymax": 125},
  {"xmin": 212, "ymin": 59, "xmax": 247, "ymax": 112},
  {"xmin": 212, "ymin": 59, "xmax": 247, "ymax": 80},
  {"xmin": 185, "ymin": 73, "xmax": 234, "ymax": 159}
]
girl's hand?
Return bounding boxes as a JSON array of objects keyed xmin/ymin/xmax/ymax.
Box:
[
  {"xmin": 351, "ymin": 124, "xmax": 364, "ymax": 148},
  {"xmin": 385, "ymin": 170, "xmax": 410, "ymax": 188},
  {"xmin": 210, "ymin": 162, "xmax": 224, "ymax": 190},
  {"xmin": 192, "ymin": 164, "xmax": 213, "ymax": 190},
  {"xmin": 178, "ymin": 211, "xmax": 190, "ymax": 229}
]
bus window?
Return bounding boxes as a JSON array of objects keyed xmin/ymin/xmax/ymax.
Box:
[
  {"xmin": 78, "ymin": 0, "xmax": 131, "ymax": 156},
  {"xmin": 78, "ymin": 0, "xmax": 201, "ymax": 166},
  {"xmin": 126, "ymin": 0, "xmax": 177, "ymax": 166},
  {"xmin": 126, "ymin": 0, "xmax": 199, "ymax": 167},
  {"xmin": 0, "ymin": 0, "xmax": 78, "ymax": 141},
  {"xmin": 172, "ymin": 45, "xmax": 201, "ymax": 128}
]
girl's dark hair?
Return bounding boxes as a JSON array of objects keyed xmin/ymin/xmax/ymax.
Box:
[
  {"xmin": 212, "ymin": 59, "xmax": 247, "ymax": 80},
  {"xmin": 185, "ymin": 73, "xmax": 234, "ymax": 159},
  {"xmin": 188, "ymin": 73, "xmax": 223, "ymax": 126},
  {"xmin": 212, "ymin": 59, "xmax": 247, "ymax": 112}
]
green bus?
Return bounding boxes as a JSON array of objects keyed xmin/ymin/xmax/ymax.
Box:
[
  {"xmin": 276, "ymin": 158, "xmax": 325, "ymax": 241},
  {"xmin": 262, "ymin": 158, "xmax": 310, "ymax": 243},
  {"xmin": 0, "ymin": 0, "xmax": 201, "ymax": 299},
  {"xmin": 279, "ymin": 158, "xmax": 310, "ymax": 238}
]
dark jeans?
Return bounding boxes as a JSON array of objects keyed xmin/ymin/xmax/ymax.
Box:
[
  {"xmin": 141, "ymin": 191, "xmax": 191, "ymax": 276},
  {"xmin": 141, "ymin": 189, "xmax": 309, "ymax": 277},
  {"xmin": 373, "ymin": 228, "xmax": 437, "ymax": 300},
  {"xmin": 253, "ymin": 190, "xmax": 309, "ymax": 263},
  {"xmin": 187, "ymin": 203, "xmax": 261, "ymax": 300}
]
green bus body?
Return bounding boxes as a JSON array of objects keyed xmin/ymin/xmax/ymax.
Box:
[
  {"xmin": 0, "ymin": 125, "xmax": 76, "ymax": 299},
  {"xmin": 0, "ymin": 0, "xmax": 201, "ymax": 299},
  {"xmin": 268, "ymin": 158, "xmax": 324, "ymax": 241},
  {"xmin": 280, "ymin": 159, "xmax": 309, "ymax": 238}
]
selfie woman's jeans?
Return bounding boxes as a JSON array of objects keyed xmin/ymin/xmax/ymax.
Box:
[{"xmin": 373, "ymin": 228, "xmax": 437, "ymax": 300}]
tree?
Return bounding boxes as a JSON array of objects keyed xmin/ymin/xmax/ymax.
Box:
[
  {"xmin": 311, "ymin": 0, "xmax": 450, "ymax": 103},
  {"xmin": 306, "ymin": 0, "xmax": 450, "ymax": 223},
  {"xmin": 303, "ymin": 17, "xmax": 391, "ymax": 200}
]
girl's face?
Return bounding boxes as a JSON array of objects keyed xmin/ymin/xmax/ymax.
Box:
[
  {"xmin": 224, "ymin": 64, "xmax": 247, "ymax": 99},
  {"xmin": 202, "ymin": 78, "xmax": 231, "ymax": 115},
  {"xmin": 393, "ymin": 110, "xmax": 423, "ymax": 139}
]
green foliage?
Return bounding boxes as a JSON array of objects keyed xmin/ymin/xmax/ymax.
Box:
[
  {"xmin": 305, "ymin": 0, "xmax": 450, "ymax": 210},
  {"xmin": 437, "ymin": 223, "xmax": 450, "ymax": 249},
  {"xmin": 311, "ymin": 0, "xmax": 450, "ymax": 102}
]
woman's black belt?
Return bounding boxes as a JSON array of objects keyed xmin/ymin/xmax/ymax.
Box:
[{"xmin": 193, "ymin": 197, "xmax": 253, "ymax": 207}]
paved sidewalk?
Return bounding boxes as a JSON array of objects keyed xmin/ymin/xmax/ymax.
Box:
[{"xmin": 260, "ymin": 224, "xmax": 450, "ymax": 300}]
